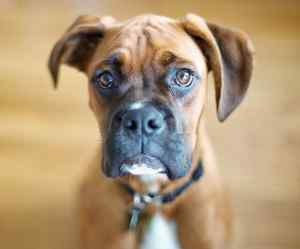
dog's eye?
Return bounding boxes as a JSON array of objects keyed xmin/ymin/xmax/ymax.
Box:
[
  {"xmin": 174, "ymin": 69, "xmax": 194, "ymax": 87},
  {"xmin": 93, "ymin": 70, "xmax": 115, "ymax": 89}
]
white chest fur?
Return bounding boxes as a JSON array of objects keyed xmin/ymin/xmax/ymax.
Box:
[
  {"xmin": 140, "ymin": 213, "xmax": 182, "ymax": 249},
  {"xmin": 138, "ymin": 175, "xmax": 182, "ymax": 249}
]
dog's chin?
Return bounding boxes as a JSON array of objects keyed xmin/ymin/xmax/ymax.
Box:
[
  {"xmin": 119, "ymin": 154, "xmax": 168, "ymax": 177},
  {"xmin": 103, "ymin": 152, "xmax": 191, "ymax": 180}
]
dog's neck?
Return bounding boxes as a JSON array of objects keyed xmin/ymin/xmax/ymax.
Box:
[
  {"xmin": 138, "ymin": 174, "xmax": 168, "ymax": 193},
  {"xmin": 118, "ymin": 147, "xmax": 204, "ymax": 199}
]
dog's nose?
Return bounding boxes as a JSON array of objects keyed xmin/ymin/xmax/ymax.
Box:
[{"xmin": 119, "ymin": 104, "xmax": 165, "ymax": 135}]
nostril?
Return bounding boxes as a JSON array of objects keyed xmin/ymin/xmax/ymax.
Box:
[
  {"xmin": 148, "ymin": 118, "xmax": 161, "ymax": 130},
  {"xmin": 116, "ymin": 115, "xmax": 122, "ymax": 123},
  {"xmin": 124, "ymin": 119, "xmax": 138, "ymax": 131}
]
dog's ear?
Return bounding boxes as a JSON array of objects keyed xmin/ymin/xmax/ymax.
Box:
[
  {"xmin": 181, "ymin": 14, "xmax": 254, "ymax": 121},
  {"xmin": 48, "ymin": 15, "xmax": 115, "ymax": 88}
]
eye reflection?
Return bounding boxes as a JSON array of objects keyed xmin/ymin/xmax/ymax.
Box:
[
  {"xmin": 93, "ymin": 70, "xmax": 115, "ymax": 89},
  {"xmin": 173, "ymin": 68, "xmax": 195, "ymax": 87}
]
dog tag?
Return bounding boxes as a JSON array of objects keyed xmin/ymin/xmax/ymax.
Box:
[
  {"xmin": 129, "ymin": 206, "xmax": 142, "ymax": 229},
  {"xmin": 129, "ymin": 193, "xmax": 145, "ymax": 229}
]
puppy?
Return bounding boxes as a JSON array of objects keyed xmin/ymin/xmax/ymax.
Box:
[{"xmin": 48, "ymin": 13, "xmax": 254, "ymax": 249}]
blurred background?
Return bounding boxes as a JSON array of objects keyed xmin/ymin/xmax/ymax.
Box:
[{"xmin": 0, "ymin": 0, "xmax": 299, "ymax": 249}]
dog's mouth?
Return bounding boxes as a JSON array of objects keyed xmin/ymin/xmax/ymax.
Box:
[{"xmin": 120, "ymin": 154, "xmax": 167, "ymax": 176}]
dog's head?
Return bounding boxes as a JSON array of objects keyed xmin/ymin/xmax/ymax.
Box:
[{"xmin": 48, "ymin": 14, "xmax": 254, "ymax": 180}]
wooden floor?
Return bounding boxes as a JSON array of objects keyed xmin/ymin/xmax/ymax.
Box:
[{"xmin": 0, "ymin": 1, "xmax": 299, "ymax": 249}]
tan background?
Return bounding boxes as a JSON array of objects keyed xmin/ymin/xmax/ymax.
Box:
[{"xmin": 0, "ymin": 0, "xmax": 300, "ymax": 249}]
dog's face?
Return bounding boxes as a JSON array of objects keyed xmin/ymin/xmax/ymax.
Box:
[
  {"xmin": 48, "ymin": 14, "xmax": 254, "ymax": 180},
  {"xmin": 86, "ymin": 15, "xmax": 209, "ymax": 180}
]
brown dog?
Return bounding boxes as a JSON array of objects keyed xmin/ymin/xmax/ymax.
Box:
[{"xmin": 48, "ymin": 14, "xmax": 254, "ymax": 249}]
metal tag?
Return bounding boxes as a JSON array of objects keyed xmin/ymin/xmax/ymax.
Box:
[
  {"xmin": 129, "ymin": 206, "xmax": 142, "ymax": 229},
  {"xmin": 129, "ymin": 193, "xmax": 144, "ymax": 229},
  {"xmin": 128, "ymin": 192, "xmax": 162, "ymax": 229}
]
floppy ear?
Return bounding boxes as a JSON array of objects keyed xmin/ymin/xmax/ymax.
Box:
[
  {"xmin": 48, "ymin": 15, "xmax": 115, "ymax": 88},
  {"xmin": 181, "ymin": 14, "xmax": 254, "ymax": 121}
]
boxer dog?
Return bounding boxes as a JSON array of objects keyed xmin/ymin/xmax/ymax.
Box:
[{"xmin": 48, "ymin": 14, "xmax": 254, "ymax": 249}]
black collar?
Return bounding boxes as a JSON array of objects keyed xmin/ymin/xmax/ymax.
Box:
[{"xmin": 122, "ymin": 160, "xmax": 204, "ymax": 229}]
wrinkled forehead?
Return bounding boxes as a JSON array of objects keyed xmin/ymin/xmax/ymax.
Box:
[{"xmin": 91, "ymin": 15, "xmax": 206, "ymax": 73}]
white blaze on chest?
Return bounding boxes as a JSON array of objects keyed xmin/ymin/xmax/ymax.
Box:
[
  {"xmin": 140, "ymin": 213, "xmax": 182, "ymax": 249},
  {"xmin": 138, "ymin": 175, "xmax": 182, "ymax": 249}
]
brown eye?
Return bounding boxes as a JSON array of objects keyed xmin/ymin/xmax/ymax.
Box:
[
  {"xmin": 93, "ymin": 70, "xmax": 114, "ymax": 88},
  {"xmin": 175, "ymin": 69, "xmax": 194, "ymax": 87}
]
